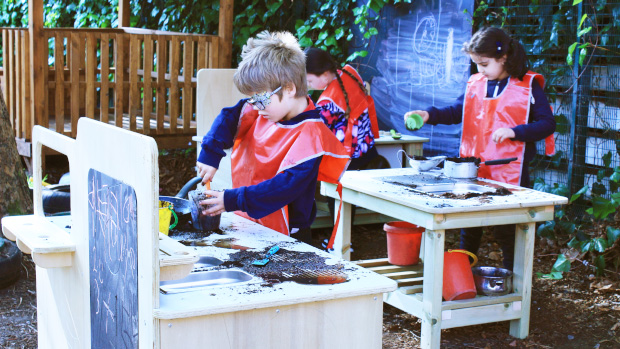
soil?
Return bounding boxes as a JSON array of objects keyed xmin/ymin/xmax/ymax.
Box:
[{"xmin": 1, "ymin": 149, "xmax": 618, "ymax": 348}]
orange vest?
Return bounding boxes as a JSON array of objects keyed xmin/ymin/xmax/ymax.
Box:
[
  {"xmin": 461, "ymin": 71, "xmax": 555, "ymax": 185},
  {"xmin": 231, "ymin": 98, "xmax": 350, "ymax": 235},
  {"xmin": 318, "ymin": 65, "xmax": 380, "ymax": 156}
]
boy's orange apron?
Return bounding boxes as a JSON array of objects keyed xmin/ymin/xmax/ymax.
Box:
[
  {"xmin": 461, "ymin": 71, "xmax": 555, "ymax": 185},
  {"xmin": 231, "ymin": 99, "xmax": 350, "ymax": 236},
  {"xmin": 318, "ymin": 65, "xmax": 380, "ymax": 156}
]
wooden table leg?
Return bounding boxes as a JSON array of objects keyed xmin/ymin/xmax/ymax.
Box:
[
  {"xmin": 509, "ymin": 222, "xmax": 535, "ymax": 338},
  {"xmin": 332, "ymin": 198, "xmax": 353, "ymax": 261},
  {"xmin": 420, "ymin": 229, "xmax": 445, "ymax": 349}
]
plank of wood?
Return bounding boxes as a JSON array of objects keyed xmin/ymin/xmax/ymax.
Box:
[
  {"xmin": 100, "ymin": 33, "xmax": 110, "ymax": 123},
  {"xmin": 182, "ymin": 39, "xmax": 193, "ymax": 132},
  {"xmin": 143, "ymin": 35, "xmax": 153, "ymax": 134},
  {"xmin": 128, "ymin": 34, "xmax": 140, "ymax": 131},
  {"xmin": 22, "ymin": 30, "xmax": 32, "ymax": 140},
  {"xmin": 114, "ymin": 34, "xmax": 126, "ymax": 128},
  {"xmin": 85, "ymin": 33, "xmax": 96, "ymax": 119},
  {"xmin": 169, "ymin": 36, "xmax": 180, "ymax": 133},
  {"xmin": 1, "ymin": 215, "xmax": 75, "ymax": 268},
  {"xmin": 54, "ymin": 33, "xmax": 65, "ymax": 132},
  {"xmin": 70, "ymin": 33, "xmax": 82, "ymax": 137},
  {"xmin": 155, "ymin": 37, "xmax": 167, "ymax": 133},
  {"xmin": 15, "ymin": 32, "xmax": 23, "ymax": 137}
]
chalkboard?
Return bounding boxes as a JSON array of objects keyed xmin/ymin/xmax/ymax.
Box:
[
  {"xmin": 88, "ymin": 169, "xmax": 138, "ymax": 348},
  {"xmin": 355, "ymin": 0, "xmax": 474, "ymax": 157}
]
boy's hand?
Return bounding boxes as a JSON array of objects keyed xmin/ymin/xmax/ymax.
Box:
[
  {"xmin": 196, "ymin": 162, "xmax": 217, "ymax": 184},
  {"xmin": 200, "ymin": 190, "xmax": 225, "ymax": 216},
  {"xmin": 492, "ymin": 128, "xmax": 516, "ymax": 143},
  {"xmin": 404, "ymin": 110, "xmax": 429, "ymax": 123}
]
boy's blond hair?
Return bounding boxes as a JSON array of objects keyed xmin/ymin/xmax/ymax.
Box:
[{"xmin": 234, "ymin": 31, "xmax": 308, "ymax": 98}]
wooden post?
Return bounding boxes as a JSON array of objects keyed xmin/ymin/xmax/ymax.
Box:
[
  {"xmin": 118, "ymin": 0, "xmax": 131, "ymax": 28},
  {"xmin": 218, "ymin": 0, "xmax": 234, "ymax": 68},
  {"xmin": 29, "ymin": 0, "xmax": 46, "ymax": 132}
]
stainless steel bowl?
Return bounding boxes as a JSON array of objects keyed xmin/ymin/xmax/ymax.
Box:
[{"xmin": 472, "ymin": 266, "xmax": 513, "ymax": 296}]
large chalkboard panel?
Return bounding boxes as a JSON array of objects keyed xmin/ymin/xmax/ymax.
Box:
[
  {"xmin": 88, "ymin": 169, "xmax": 138, "ymax": 348},
  {"xmin": 356, "ymin": 0, "xmax": 474, "ymax": 157}
]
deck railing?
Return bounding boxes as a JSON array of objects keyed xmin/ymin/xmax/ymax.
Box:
[{"xmin": 1, "ymin": 27, "xmax": 222, "ymax": 149}]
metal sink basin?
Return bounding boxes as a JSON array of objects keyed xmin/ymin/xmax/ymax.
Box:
[
  {"xmin": 413, "ymin": 183, "xmax": 494, "ymax": 195},
  {"xmin": 193, "ymin": 256, "xmax": 223, "ymax": 270},
  {"xmin": 160, "ymin": 269, "xmax": 254, "ymax": 294}
]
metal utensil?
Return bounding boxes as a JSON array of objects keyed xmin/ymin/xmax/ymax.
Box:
[
  {"xmin": 444, "ymin": 157, "xmax": 517, "ymax": 179},
  {"xmin": 397, "ymin": 150, "xmax": 446, "ymax": 171},
  {"xmin": 252, "ymin": 245, "xmax": 280, "ymax": 266}
]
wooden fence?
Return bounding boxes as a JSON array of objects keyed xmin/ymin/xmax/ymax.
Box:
[{"xmin": 1, "ymin": 27, "xmax": 222, "ymax": 150}]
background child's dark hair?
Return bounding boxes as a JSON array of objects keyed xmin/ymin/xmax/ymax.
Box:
[
  {"xmin": 462, "ymin": 27, "xmax": 529, "ymax": 80},
  {"xmin": 305, "ymin": 47, "xmax": 338, "ymax": 75}
]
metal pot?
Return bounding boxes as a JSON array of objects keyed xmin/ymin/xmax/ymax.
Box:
[
  {"xmin": 159, "ymin": 196, "xmax": 193, "ymax": 228},
  {"xmin": 443, "ymin": 157, "xmax": 517, "ymax": 179},
  {"xmin": 472, "ymin": 266, "xmax": 513, "ymax": 296},
  {"xmin": 397, "ymin": 150, "xmax": 446, "ymax": 171}
]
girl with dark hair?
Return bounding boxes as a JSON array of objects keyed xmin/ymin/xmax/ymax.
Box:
[
  {"xmin": 305, "ymin": 47, "xmax": 380, "ymax": 170},
  {"xmin": 403, "ymin": 27, "xmax": 556, "ymax": 270}
]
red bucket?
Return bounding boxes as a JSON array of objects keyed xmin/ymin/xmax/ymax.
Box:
[
  {"xmin": 443, "ymin": 249, "xmax": 478, "ymax": 301},
  {"xmin": 383, "ymin": 221, "xmax": 424, "ymax": 266}
]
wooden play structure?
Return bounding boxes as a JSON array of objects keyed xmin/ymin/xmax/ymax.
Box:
[
  {"xmin": 1, "ymin": 117, "xmax": 396, "ymax": 348},
  {"xmin": 0, "ymin": 0, "xmax": 234, "ymax": 156}
]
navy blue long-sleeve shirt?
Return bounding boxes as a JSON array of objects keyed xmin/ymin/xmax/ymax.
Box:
[
  {"xmin": 198, "ymin": 99, "xmax": 322, "ymax": 230},
  {"xmin": 426, "ymin": 77, "xmax": 555, "ymax": 187}
]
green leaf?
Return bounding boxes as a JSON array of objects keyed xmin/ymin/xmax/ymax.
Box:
[
  {"xmin": 570, "ymin": 185, "xmax": 588, "ymax": 203},
  {"xmin": 578, "ymin": 47, "xmax": 587, "ymax": 66},
  {"xmin": 577, "ymin": 26, "xmax": 592, "ymax": 37},
  {"xmin": 369, "ymin": 27, "xmax": 378, "ymax": 35},
  {"xmin": 325, "ymin": 36, "xmax": 337, "ymax": 47},
  {"xmin": 567, "ymin": 42, "xmax": 577, "ymax": 66},
  {"xmin": 593, "ymin": 238, "xmax": 608, "ymax": 253},
  {"xmin": 568, "ymin": 42, "xmax": 578, "ymax": 55},
  {"xmin": 557, "ymin": 221, "xmax": 576, "ymax": 235},
  {"xmin": 592, "ymin": 182, "xmax": 607, "ymax": 196},
  {"xmin": 591, "ymin": 196, "xmax": 616, "ymax": 219},
  {"xmin": 552, "ymin": 254, "xmax": 571, "ymax": 272},
  {"xmin": 537, "ymin": 220, "xmax": 555, "ymax": 238},
  {"xmin": 551, "ymin": 184, "xmax": 570, "ymax": 198},
  {"xmin": 567, "ymin": 237, "xmax": 582, "ymax": 249},
  {"xmin": 317, "ymin": 31, "xmax": 328, "ymax": 41},
  {"xmin": 607, "ymin": 227, "xmax": 620, "ymax": 246},
  {"xmin": 536, "ymin": 271, "xmax": 564, "ymax": 279},
  {"xmin": 334, "ymin": 28, "xmax": 344, "ymax": 40},
  {"xmin": 312, "ymin": 18, "xmax": 327, "ymax": 30},
  {"xmin": 572, "ymin": 0, "xmax": 583, "ymax": 4},
  {"xmin": 603, "ymin": 151, "xmax": 613, "ymax": 168},
  {"xmin": 610, "ymin": 167, "xmax": 620, "ymax": 183},
  {"xmin": 298, "ymin": 37, "xmax": 313, "ymax": 47},
  {"xmin": 578, "ymin": 14, "xmax": 587, "ymax": 29},
  {"xmin": 581, "ymin": 240, "xmax": 593, "ymax": 253}
]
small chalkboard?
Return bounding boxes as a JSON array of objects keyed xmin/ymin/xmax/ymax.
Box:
[{"xmin": 88, "ymin": 169, "xmax": 138, "ymax": 348}]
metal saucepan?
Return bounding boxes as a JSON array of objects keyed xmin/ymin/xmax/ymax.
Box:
[
  {"xmin": 443, "ymin": 157, "xmax": 517, "ymax": 179},
  {"xmin": 397, "ymin": 150, "xmax": 447, "ymax": 171}
]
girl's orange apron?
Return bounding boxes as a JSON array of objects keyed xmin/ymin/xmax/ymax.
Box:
[
  {"xmin": 231, "ymin": 100, "xmax": 350, "ymax": 236},
  {"xmin": 318, "ymin": 65, "xmax": 380, "ymax": 156},
  {"xmin": 461, "ymin": 71, "xmax": 555, "ymax": 185}
]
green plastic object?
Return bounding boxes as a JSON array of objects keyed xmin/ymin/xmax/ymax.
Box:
[
  {"xmin": 406, "ymin": 113, "xmax": 423, "ymax": 131},
  {"xmin": 390, "ymin": 129, "xmax": 402, "ymax": 139}
]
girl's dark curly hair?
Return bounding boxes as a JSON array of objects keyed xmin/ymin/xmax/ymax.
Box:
[{"xmin": 463, "ymin": 27, "xmax": 529, "ymax": 80}]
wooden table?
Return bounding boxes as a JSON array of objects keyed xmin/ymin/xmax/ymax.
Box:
[{"xmin": 320, "ymin": 168, "xmax": 568, "ymax": 349}]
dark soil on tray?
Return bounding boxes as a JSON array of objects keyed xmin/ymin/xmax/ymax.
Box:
[{"xmin": 2, "ymin": 149, "xmax": 618, "ymax": 348}]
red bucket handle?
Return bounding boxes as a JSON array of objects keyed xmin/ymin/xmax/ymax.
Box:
[{"xmin": 447, "ymin": 249, "xmax": 478, "ymax": 267}]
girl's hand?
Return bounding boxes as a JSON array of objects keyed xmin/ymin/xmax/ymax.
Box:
[
  {"xmin": 200, "ymin": 190, "xmax": 226, "ymax": 216},
  {"xmin": 492, "ymin": 128, "xmax": 516, "ymax": 143},
  {"xmin": 196, "ymin": 162, "xmax": 217, "ymax": 184},
  {"xmin": 404, "ymin": 110, "xmax": 429, "ymax": 123}
]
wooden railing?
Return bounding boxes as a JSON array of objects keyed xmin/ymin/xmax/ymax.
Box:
[{"xmin": 1, "ymin": 27, "xmax": 222, "ymax": 149}]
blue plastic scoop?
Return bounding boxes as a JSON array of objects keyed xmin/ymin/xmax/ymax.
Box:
[{"xmin": 252, "ymin": 245, "xmax": 280, "ymax": 266}]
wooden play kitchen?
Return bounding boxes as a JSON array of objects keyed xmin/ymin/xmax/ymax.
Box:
[
  {"xmin": 1, "ymin": 118, "xmax": 397, "ymax": 348},
  {"xmin": 320, "ymin": 167, "xmax": 568, "ymax": 349}
]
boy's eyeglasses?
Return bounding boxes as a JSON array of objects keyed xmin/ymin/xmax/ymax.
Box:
[{"xmin": 248, "ymin": 86, "xmax": 282, "ymax": 110}]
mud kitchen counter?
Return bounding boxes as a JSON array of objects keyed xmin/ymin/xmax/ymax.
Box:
[
  {"xmin": 156, "ymin": 212, "xmax": 397, "ymax": 348},
  {"xmin": 320, "ymin": 168, "xmax": 568, "ymax": 349}
]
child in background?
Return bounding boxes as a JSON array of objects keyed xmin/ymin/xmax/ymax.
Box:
[
  {"xmin": 305, "ymin": 48, "xmax": 382, "ymax": 224},
  {"xmin": 403, "ymin": 27, "xmax": 556, "ymax": 270},
  {"xmin": 196, "ymin": 31, "xmax": 350, "ymax": 244},
  {"xmin": 305, "ymin": 47, "xmax": 380, "ymax": 170}
]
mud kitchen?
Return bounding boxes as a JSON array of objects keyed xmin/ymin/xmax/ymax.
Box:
[{"xmin": 1, "ymin": 118, "xmax": 396, "ymax": 348}]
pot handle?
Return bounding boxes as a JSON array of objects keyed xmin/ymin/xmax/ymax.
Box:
[
  {"xmin": 483, "ymin": 157, "xmax": 518, "ymax": 165},
  {"xmin": 397, "ymin": 149, "xmax": 407, "ymax": 168},
  {"xmin": 447, "ymin": 249, "xmax": 478, "ymax": 267}
]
